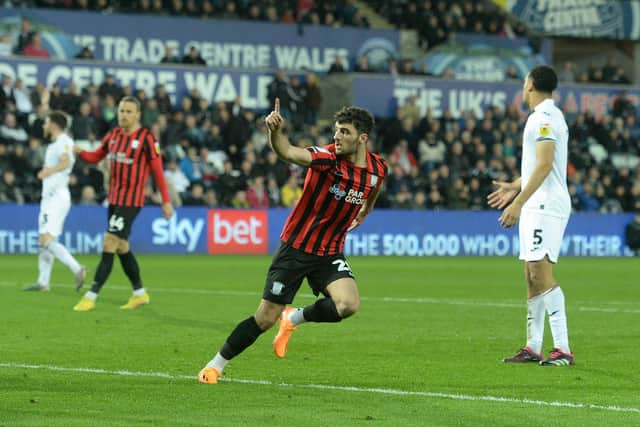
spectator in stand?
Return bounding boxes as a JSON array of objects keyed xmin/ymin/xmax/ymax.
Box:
[
  {"xmin": 265, "ymin": 176, "xmax": 281, "ymax": 206},
  {"xmin": 160, "ymin": 46, "xmax": 180, "ymax": 64},
  {"xmin": 354, "ymin": 55, "xmax": 372, "ymax": 73},
  {"xmin": 231, "ymin": 190, "xmax": 249, "ymax": 208},
  {"xmin": 75, "ymin": 46, "xmax": 95, "ymax": 60},
  {"xmin": 142, "ymin": 98, "xmax": 160, "ymax": 128},
  {"xmin": 505, "ymin": 65, "xmax": 519, "ymax": 80},
  {"xmin": 79, "ymin": 185, "xmax": 98, "ymax": 205},
  {"xmin": 164, "ymin": 159, "xmax": 190, "ymax": 197},
  {"xmin": 625, "ymin": 212, "xmax": 640, "ymax": 255},
  {"xmin": 180, "ymin": 146, "xmax": 204, "ymax": 185},
  {"xmin": 22, "ymin": 33, "xmax": 49, "ymax": 58},
  {"xmin": 71, "ymin": 102, "xmax": 96, "ymax": 140},
  {"xmin": 390, "ymin": 140, "xmax": 418, "ymax": 176},
  {"xmin": 399, "ymin": 61, "xmax": 416, "ymax": 75},
  {"xmin": 154, "ymin": 84, "xmax": 173, "ymax": 114},
  {"xmin": 418, "ymin": 132, "xmax": 446, "ymax": 173},
  {"xmin": 304, "ymin": 71, "xmax": 322, "ymax": 126},
  {"xmin": 98, "ymin": 74, "xmax": 123, "ymax": 101},
  {"xmin": 14, "ymin": 18, "xmax": 34, "ymax": 55},
  {"xmin": 267, "ymin": 69, "xmax": 292, "ymax": 119},
  {"xmin": 0, "ymin": 169, "xmax": 24, "ymax": 204},
  {"xmin": 610, "ymin": 67, "xmax": 631, "ymax": 85},
  {"xmin": 182, "ymin": 45, "xmax": 206, "ymax": 66},
  {"xmin": 280, "ymin": 173, "xmax": 302, "ymax": 207},
  {"xmin": 612, "ymin": 91, "xmax": 636, "ymax": 119},
  {"xmin": 0, "ymin": 113, "xmax": 28, "ymax": 146},
  {"xmin": 558, "ymin": 61, "xmax": 576, "ymax": 83},
  {"xmin": 205, "ymin": 187, "xmax": 218, "ymax": 208},
  {"xmin": 328, "ymin": 56, "xmax": 346, "ymax": 74},
  {"xmin": 183, "ymin": 183, "xmax": 208, "ymax": 206},
  {"xmin": 13, "ymin": 79, "xmax": 33, "ymax": 127},
  {"xmin": 265, "ymin": 150, "xmax": 289, "ymax": 187},
  {"xmin": 246, "ymin": 175, "xmax": 269, "ymax": 208},
  {"xmin": 0, "ymin": 34, "xmax": 12, "ymax": 57}
]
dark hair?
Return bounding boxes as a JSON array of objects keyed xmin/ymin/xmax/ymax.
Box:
[
  {"xmin": 529, "ymin": 65, "xmax": 558, "ymax": 93},
  {"xmin": 48, "ymin": 110, "xmax": 68, "ymax": 130},
  {"xmin": 119, "ymin": 95, "xmax": 141, "ymax": 112},
  {"xmin": 334, "ymin": 106, "xmax": 374, "ymax": 135}
]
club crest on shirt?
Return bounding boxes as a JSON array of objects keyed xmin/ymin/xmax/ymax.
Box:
[
  {"xmin": 131, "ymin": 139, "xmax": 139, "ymax": 149},
  {"xmin": 539, "ymin": 124, "xmax": 550, "ymax": 137},
  {"xmin": 154, "ymin": 142, "xmax": 161, "ymax": 154},
  {"xmin": 330, "ymin": 184, "xmax": 347, "ymax": 200}
]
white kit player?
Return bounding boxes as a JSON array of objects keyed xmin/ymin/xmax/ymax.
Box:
[
  {"xmin": 24, "ymin": 111, "xmax": 86, "ymax": 292},
  {"xmin": 488, "ymin": 65, "xmax": 574, "ymax": 366}
]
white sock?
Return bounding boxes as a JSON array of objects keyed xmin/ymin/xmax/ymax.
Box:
[
  {"xmin": 37, "ymin": 248, "xmax": 54, "ymax": 287},
  {"xmin": 543, "ymin": 286, "xmax": 571, "ymax": 354},
  {"xmin": 288, "ymin": 308, "xmax": 307, "ymax": 326},
  {"xmin": 525, "ymin": 293, "xmax": 545, "ymax": 355},
  {"xmin": 133, "ymin": 288, "xmax": 146, "ymax": 297},
  {"xmin": 206, "ymin": 353, "xmax": 228, "ymax": 373},
  {"xmin": 85, "ymin": 291, "xmax": 98, "ymax": 301},
  {"xmin": 46, "ymin": 241, "xmax": 82, "ymax": 275}
]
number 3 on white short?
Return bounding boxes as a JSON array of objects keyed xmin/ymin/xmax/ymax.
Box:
[{"xmin": 332, "ymin": 259, "xmax": 352, "ymax": 272}]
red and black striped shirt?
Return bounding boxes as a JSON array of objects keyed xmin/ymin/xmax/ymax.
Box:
[
  {"xmin": 281, "ymin": 144, "xmax": 387, "ymax": 256},
  {"xmin": 81, "ymin": 127, "xmax": 166, "ymax": 207}
]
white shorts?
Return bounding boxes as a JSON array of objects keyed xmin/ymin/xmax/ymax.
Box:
[
  {"xmin": 518, "ymin": 210, "xmax": 569, "ymax": 263},
  {"xmin": 39, "ymin": 191, "xmax": 71, "ymax": 238}
]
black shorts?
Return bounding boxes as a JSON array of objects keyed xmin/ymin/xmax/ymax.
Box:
[
  {"xmin": 262, "ymin": 242, "xmax": 355, "ymax": 305},
  {"xmin": 107, "ymin": 205, "xmax": 141, "ymax": 239}
]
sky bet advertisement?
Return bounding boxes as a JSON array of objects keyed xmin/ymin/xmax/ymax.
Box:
[{"xmin": 0, "ymin": 205, "xmax": 635, "ymax": 257}]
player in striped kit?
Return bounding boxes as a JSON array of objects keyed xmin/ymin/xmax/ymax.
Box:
[
  {"xmin": 72, "ymin": 96, "xmax": 173, "ymax": 311},
  {"xmin": 198, "ymin": 99, "xmax": 387, "ymax": 384}
]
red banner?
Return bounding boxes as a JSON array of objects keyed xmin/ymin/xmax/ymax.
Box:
[{"xmin": 207, "ymin": 210, "xmax": 268, "ymax": 254}]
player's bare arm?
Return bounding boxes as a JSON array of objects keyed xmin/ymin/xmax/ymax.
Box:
[
  {"xmin": 266, "ymin": 97, "xmax": 312, "ymax": 167},
  {"xmin": 38, "ymin": 153, "xmax": 71, "ymax": 180},
  {"xmin": 499, "ymin": 141, "xmax": 555, "ymax": 228},
  {"xmin": 348, "ymin": 183, "xmax": 382, "ymax": 231}
]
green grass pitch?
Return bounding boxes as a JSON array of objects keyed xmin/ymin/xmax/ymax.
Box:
[{"xmin": 1, "ymin": 255, "xmax": 639, "ymax": 426}]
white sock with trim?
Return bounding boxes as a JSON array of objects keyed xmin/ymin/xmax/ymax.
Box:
[
  {"xmin": 288, "ymin": 308, "xmax": 307, "ymax": 326},
  {"xmin": 543, "ymin": 286, "xmax": 571, "ymax": 354},
  {"xmin": 37, "ymin": 248, "xmax": 54, "ymax": 287},
  {"xmin": 206, "ymin": 353, "xmax": 228, "ymax": 373},
  {"xmin": 526, "ymin": 293, "xmax": 545, "ymax": 355}
]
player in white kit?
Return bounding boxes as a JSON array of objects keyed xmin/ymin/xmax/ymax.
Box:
[
  {"xmin": 488, "ymin": 65, "xmax": 574, "ymax": 366},
  {"xmin": 24, "ymin": 111, "xmax": 86, "ymax": 292}
]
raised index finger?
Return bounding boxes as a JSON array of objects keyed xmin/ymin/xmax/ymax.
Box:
[{"xmin": 275, "ymin": 97, "xmax": 280, "ymax": 113}]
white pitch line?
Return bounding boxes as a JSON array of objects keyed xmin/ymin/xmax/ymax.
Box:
[
  {"xmin": 1, "ymin": 281, "xmax": 639, "ymax": 313},
  {"xmin": 0, "ymin": 362, "xmax": 638, "ymax": 414}
]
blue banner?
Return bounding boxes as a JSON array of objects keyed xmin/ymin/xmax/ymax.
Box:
[
  {"xmin": 0, "ymin": 8, "xmax": 399, "ymax": 72},
  {"xmin": 501, "ymin": 0, "xmax": 640, "ymax": 40},
  {"xmin": 0, "ymin": 57, "xmax": 274, "ymax": 109},
  {"xmin": 0, "ymin": 205, "xmax": 635, "ymax": 257},
  {"xmin": 352, "ymin": 75, "xmax": 640, "ymax": 118},
  {"xmin": 416, "ymin": 33, "xmax": 548, "ymax": 82}
]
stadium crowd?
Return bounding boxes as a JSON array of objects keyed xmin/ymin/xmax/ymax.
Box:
[
  {"xmin": 7, "ymin": 0, "xmax": 371, "ymax": 28},
  {"xmin": 0, "ymin": 71, "xmax": 638, "ymax": 213}
]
